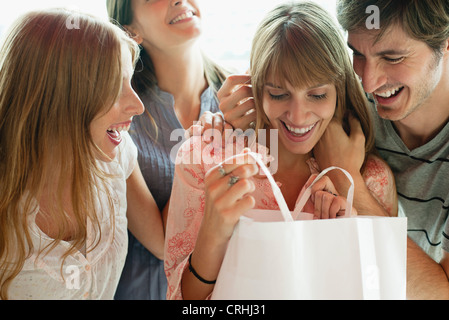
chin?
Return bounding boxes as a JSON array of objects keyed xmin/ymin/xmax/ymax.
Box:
[
  {"xmin": 376, "ymin": 105, "xmax": 410, "ymax": 121},
  {"xmin": 280, "ymin": 139, "xmax": 315, "ymax": 156}
]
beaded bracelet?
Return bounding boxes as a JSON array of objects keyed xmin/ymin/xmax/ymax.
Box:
[{"xmin": 188, "ymin": 253, "xmax": 217, "ymax": 285}]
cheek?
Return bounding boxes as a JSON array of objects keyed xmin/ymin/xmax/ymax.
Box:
[
  {"xmin": 352, "ymin": 58, "xmax": 364, "ymax": 78},
  {"xmin": 90, "ymin": 110, "xmax": 116, "ymax": 145},
  {"xmin": 319, "ymin": 117, "xmax": 333, "ymax": 133},
  {"xmin": 261, "ymin": 98, "xmax": 282, "ymax": 124},
  {"xmin": 135, "ymin": 11, "xmax": 163, "ymax": 39},
  {"xmin": 89, "ymin": 123, "xmax": 104, "ymax": 147},
  {"xmin": 386, "ymin": 65, "xmax": 409, "ymax": 84},
  {"xmin": 317, "ymin": 99, "xmax": 337, "ymax": 121},
  {"xmin": 261, "ymin": 98, "xmax": 273, "ymax": 119}
]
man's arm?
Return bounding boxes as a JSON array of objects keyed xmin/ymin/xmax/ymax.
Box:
[
  {"xmin": 314, "ymin": 116, "xmax": 391, "ymax": 217},
  {"xmin": 406, "ymin": 240, "xmax": 449, "ymax": 299}
]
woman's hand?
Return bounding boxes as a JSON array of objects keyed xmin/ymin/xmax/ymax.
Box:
[
  {"xmin": 217, "ymin": 74, "xmax": 256, "ymax": 130},
  {"xmin": 304, "ymin": 174, "xmax": 356, "ymax": 219},
  {"xmin": 201, "ymin": 150, "xmax": 258, "ymax": 242},
  {"xmin": 182, "ymin": 149, "xmax": 259, "ymax": 299}
]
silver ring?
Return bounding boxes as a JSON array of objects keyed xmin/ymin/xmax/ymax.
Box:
[
  {"xmin": 218, "ymin": 165, "xmax": 226, "ymax": 177},
  {"xmin": 228, "ymin": 175, "xmax": 240, "ymax": 187},
  {"xmin": 249, "ymin": 121, "xmax": 256, "ymax": 129}
]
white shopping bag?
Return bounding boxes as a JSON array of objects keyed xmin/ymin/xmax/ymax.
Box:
[{"xmin": 211, "ymin": 153, "xmax": 407, "ymax": 300}]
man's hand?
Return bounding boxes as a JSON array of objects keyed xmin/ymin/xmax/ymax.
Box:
[{"xmin": 314, "ymin": 114, "xmax": 366, "ymax": 176}]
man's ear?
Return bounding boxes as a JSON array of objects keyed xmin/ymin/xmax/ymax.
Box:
[
  {"xmin": 442, "ymin": 37, "xmax": 449, "ymax": 55},
  {"xmin": 124, "ymin": 25, "xmax": 143, "ymax": 45}
]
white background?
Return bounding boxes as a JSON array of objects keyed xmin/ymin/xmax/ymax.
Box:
[{"xmin": 0, "ymin": 0, "xmax": 337, "ymax": 72}]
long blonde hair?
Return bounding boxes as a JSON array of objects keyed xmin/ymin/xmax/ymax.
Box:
[
  {"xmin": 0, "ymin": 9, "xmax": 139, "ymax": 299},
  {"xmin": 251, "ymin": 1, "xmax": 375, "ymax": 158}
]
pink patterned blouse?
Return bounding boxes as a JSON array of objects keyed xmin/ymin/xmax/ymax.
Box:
[{"xmin": 164, "ymin": 135, "xmax": 396, "ymax": 300}]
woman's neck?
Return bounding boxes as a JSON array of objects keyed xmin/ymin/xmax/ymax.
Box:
[
  {"xmin": 146, "ymin": 43, "xmax": 208, "ymax": 128},
  {"xmin": 273, "ymin": 151, "xmax": 313, "ymax": 211}
]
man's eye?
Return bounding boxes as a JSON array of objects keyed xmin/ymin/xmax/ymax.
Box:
[
  {"xmin": 385, "ymin": 57, "xmax": 405, "ymax": 64},
  {"xmin": 352, "ymin": 51, "xmax": 364, "ymax": 59}
]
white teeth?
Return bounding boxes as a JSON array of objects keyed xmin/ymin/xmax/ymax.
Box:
[
  {"xmin": 170, "ymin": 11, "xmax": 194, "ymax": 24},
  {"xmin": 285, "ymin": 123, "xmax": 315, "ymax": 135},
  {"xmin": 107, "ymin": 124, "xmax": 130, "ymax": 133},
  {"xmin": 376, "ymin": 87, "xmax": 403, "ymax": 98}
]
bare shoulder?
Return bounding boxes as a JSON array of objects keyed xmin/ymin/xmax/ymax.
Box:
[
  {"xmin": 363, "ymin": 154, "xmax": 394, "ymax": 180},
  {"xmin": 362, "ymin": 154, "xmax": 398, "ymax": 217}
]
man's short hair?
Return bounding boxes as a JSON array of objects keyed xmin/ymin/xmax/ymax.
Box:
[{"xmin": 337, "ymin": 0, "xmax": 449, "ymax": 52}]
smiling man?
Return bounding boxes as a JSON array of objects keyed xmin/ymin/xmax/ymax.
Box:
[{"xmin": 316, "ymin": 0, "xmax": 449, "ymax": 299}]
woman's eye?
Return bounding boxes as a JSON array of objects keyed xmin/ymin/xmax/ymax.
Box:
[
  {"xmin": 269, "ymin": 93, "xmax": 287, "ymax": 100},
  {"xmin": 311, "ymin": 93, "xmax": 327, "ymax": 100}
]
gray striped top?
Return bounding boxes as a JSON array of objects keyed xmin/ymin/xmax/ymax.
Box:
[{"xmin": 370, "ymin": 99, "xmax": 449, "ymax": 263}]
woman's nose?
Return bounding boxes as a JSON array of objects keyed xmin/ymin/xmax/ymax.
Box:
[
  {"xmin": 125, "ymin": 88, "xmax": 144, "ymax": 116},
  {"xmin": 286, "ymin": 100, "xmax": 311, "ymax": 124}
]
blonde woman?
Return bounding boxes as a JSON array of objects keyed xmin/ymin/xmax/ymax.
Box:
[
  {"xmin": 0, "ymin": 9, "xmax": 164, "ymax": 300},
  {"xmin": 164, "ymin": 1, "xmax": 398, "ymax": 300},
  {"xmin": 107, "ymin": 0, "xmax": 231, "ymax": 300}
]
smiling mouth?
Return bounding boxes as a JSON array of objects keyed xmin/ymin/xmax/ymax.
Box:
[
  {"xmin": 106, "ymin": 122, "xmax": 131, "ymax": 143},
  {"xmin": 374, "ymin": 86, "xmax": 404, "ymax": 99},
  {"xmin": 282, "ymin": 121, "xmax": 316, "ymax": 137},
  {"xmin": 169, "ymin": 10, "xmax": 196, "ymax": 24}
]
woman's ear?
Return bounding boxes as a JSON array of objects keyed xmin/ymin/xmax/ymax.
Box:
[{"xmin": 124, "ymin": 25, "xmax": 143, "ymax": 45}]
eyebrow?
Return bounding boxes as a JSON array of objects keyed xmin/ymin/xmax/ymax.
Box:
[
  {"xmin": 347, "ymin": 42, "xmax": 409, "ymax": 57},
  {"xmin": 265, "ymin": 82, "xmax": 328, "ymax": 89},
  {"xmin": 265, "ymin": 82, "xmax": 282, "ymax": 89}
]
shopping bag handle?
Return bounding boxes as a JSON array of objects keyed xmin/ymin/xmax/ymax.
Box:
[
  {"xmin": 293, "ymin": 166, "xmax": 354, "ymax": 220},
  {"xmin": 220, "ymin": 153, "xmax": 354, "ymax": 222},
  {"xmin": 220, "ymin": 151, "xmax": 293, "ymax": 222}
]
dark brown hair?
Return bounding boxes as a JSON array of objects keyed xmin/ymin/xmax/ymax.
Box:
[{"xmin": 337, "ymin": 0, "xmax": 449, "ymax": 53}]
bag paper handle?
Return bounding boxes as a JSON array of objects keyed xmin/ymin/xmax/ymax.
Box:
[
  {"xmin": 292, "ymin": 166, "xmax": 354, "ymax": 220},
  {"xmin": 220, "ymin": 151, "xmax": 293, "ymax": 222},
  {"xmin": 220, "ymin": 152, "xmax": 354, "ymax": 222}
]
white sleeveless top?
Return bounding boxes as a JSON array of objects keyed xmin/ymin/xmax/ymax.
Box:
[{"xmin": 8, "ymin": 132, "xmax": 137, "ymax": 300}]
